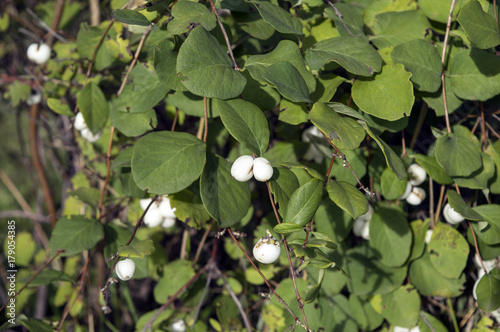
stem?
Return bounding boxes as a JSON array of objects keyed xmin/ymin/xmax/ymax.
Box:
[
  {"xmin": 203, "ymin": 97, "xmax": 208, "ymax": 143},
  {"xmin": 409, "ymin": 102, "xmax": 428, "ymax": 151},
  {"xmin": 171, "ymin": 108, "xmax": 179, "ymax": 131},
  {"xmin": 98, "ymin": 127, "xmax": 115, "ymax": 218},
  {"xmin": 480, "ymin": 102, "xmax": 487, "ymax": 150},
  {"xmin": 207, "ymin": 0, "xmax": 238, "ymax": 69},
  {"xmin": 324, "ymin": 153, "xmax": 336, "ymax": 186},
  {"xmin": 468, "ymin": 221, "xmax": 488, "ymax": 272},
  {"xmin": 446, "ymin": 298, "xmax": 459, "ymax": 332},
  {"xmin": 433, "ymin": 185, "xmax": 446, "ymax": 228},
  {"xmin": 429, "ymin": 177, "xmax": 434, "ymax": 225},
  {"xmin": 441, "ymin": 0, "xmax": 458, "ymax": 134},
  {"xmin": 193, "ymin": 220, "xmax": 216, "ymax": 264}
]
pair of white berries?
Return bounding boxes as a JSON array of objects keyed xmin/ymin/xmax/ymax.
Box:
[
  {"xmin": 74, "ymin": 112, "xmax": 102, "ymax": 143},
  {"xmin": 27, "ymin": 43, "xmax": 51, "ymax": 65},
  {"xmin": 352, "ymin": 205, "xmax": 373, "ymax": 240},
  {"xmin": 252, "ymin": 230, "xmax": 281, "ymax": 264},
  {"xmin": 400, "ymin": 164, "xmax": 427, "ymax": 205},
  {"xmin": 231, "ymin": 155, "xmax": 274, "ymax": 182},
  {"xmin": 115, "ymin": 258, "xmax": 135, "ymax": 281},
  {"xmin": 139, "ymin": 196, "xmax": 177, "ymax": 228}
]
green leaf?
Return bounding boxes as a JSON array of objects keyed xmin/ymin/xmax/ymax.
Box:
[
  {"xmin": 215, "ymin": 99, "xmax": 270, "ymax": 155},
  {"xmin": 200, "ymin": 154, "xmax": 251, "ymax": 228},
  {"xmin": 391, "ymin": 39, "xmax": 442, "ymax": 92},
  {"xmin": 49, "ymin": 216, "xmax": 103, "ymax": 257},
  {"xmin": 269, "ymin": 167, "xmax": 300, "ymax": 218},
  {"xmin": 76, "ymin": 22, "xmax": 120, "ymax": 71},
  {"xmin": 111, "ymin": 9, "xmax": 151, "ymax": 26},
  {"xmin": 20, "ymin": 269, "xmax": 73, "ymax": 287},
  {"xmin": 166, "ymin": 91, "xmax": 219, "ymax": 118},
  {"xmin": 69, "ymin": 187, "xmax": 101, "ymax": 208},
  {"xmin": 168, "ymin": 1, "xmax": 216, "ymax": 35},
  {"xmin": 305, "ymin": 36, "xmax": 382, "ymax": 76},
  {"xmin": 176, "ymin": 26, "xmax": 246, "ymax": 99},
  {"xmin": 131, "ymin": 131, "xmax": 206, "ymax": 194},
  {"xmin": 349, "ymin": 295, "xmax": 384, "ymax": 331},
  {"xmin": 311, "ymin": 74, "xmax": 345, "ymax": 103},
  {"xmin": 352, "ymin": 64, "xmax": 414, "ymax": 121},
  {"xmin": 281, "ymin": 162, "xmax": 324, "ymax": 180},
  {"xmin": 446, "ymin": 190, "xmax": 484, "ymax": 221},
  {"xmin": 363, "ymin": 123, "xmax": 407, "ymax": 180},
  {"xmin": 370, "ymin": 10, "xmax": 431, "ymax": 49},
  {"xmin": 413, "ymin": 154, "xmax": 453, "ymax": 185},
  {"xmin": 409, "ymin": 250, "xmax": 466, "ymax": 298},
  {"xmin": 409, "ymin": 219, "xmax": 429, "ymax": 262},
  {"xmin": 251, "ymin": 0, "xmax": 303, "ymax": 35},
  {"xmin": 305, "ymin": 269, "xmax": 325, "ymax": 303},
  {"xmin": 154, "ymin": 39, "xmax": 186, "ymax": 91},
  {"xmin": 309, "ymin": 103, "xmax": 365, "ymax": 150},
  {"xmin": 284, "ymin": 179, "xmax": 323, "ymax": 226},
  {"xmin": 312, "ymin": 231, "xmax": 337, "ymax": 249},
  {"xmin": 435, "ymin": 133, "xmax": 482, "ymax": 177},
  {"xmin": 448, "ymin": 48, "xmax": 500, "ymax": 101},
  {"xmin": 47, "ymin": 98, "xmax": 73, "ymax": 116},
  {"xmin": 77, "ymin": 82, "xmax": 109, "ymax": 134},
  {"xmin": 262, "ymin": 61, "xmax": 311, "ymax": 103},
  {"xmin": 234, "ymin": 11, "xmax": 275, "ymax": 40},
  {"xmin": 170, "ymin": 189, "xmax": 210, "ymax": 228},
  {"xmin": 314, "ymin": 199, "xmax": 354, "ymax": 242},
  {"xmin": 113, "ymin": 63, "xmax": 169, "ymax": 113},
  {"xmin": 111, "ymin": 108, "xmax": 157, "ymax": 137},
  {"xmin": 476, "ymin": 269, "xmax": 500, "ymax": 312},
  {"xmin": 457, "ymin": 0, "xmax": 500, "ymax": 49},
  {"xmin": 428, "ymin": 222, "xmax": 469, "ymax": 279},
  {"xmin": 454, "ymin": 152, "xmax": 496, "ymax": 190},
  {"xmin": 380, "ymin": 167, "xmax": 407, "ymax": 200},
  {"xmin": 472, "ymin": 204, "xmax": 500, "ymax": 245},
  {"xmin": 118, "ymin": 239, "xmax": 155, "ymax": 258},
  {"xmin": 326, "ymin": 181, "xmax": 368, "ymax": 219},
  {"xmin": 324, "ymin": 3, "xmax": 365, "ymax": 38},
  {"xmin": 422, "ymin": 76, "xmax": 463, "ymax": 117},
  {"xmin": 278, "ymin": 99, "xmax": 308, "ymax": 125},
  {"xmin": 369, "ymin": 207, "xmax": 412, "ymax": 267},
  {"xmin": 154, "ymin": 260, "xmax": 195, "ymax": 303},
  {"xmin": 274, "ymin": 223, "xmax": 305, "ymax": 235},
  {"xmin": 245, "ymin": 40, "xmax": 316, "ymax": 94},
  {"xmin": 381, "ymin": 285, "xmax": 421, "ymax": 328},
  {"xmin": 417, "ymin": 0, "xmax": 463, "ymax": 23}
]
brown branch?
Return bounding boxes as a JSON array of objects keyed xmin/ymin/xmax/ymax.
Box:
[
  {"xmin": 45, "ymin": 0, "xmax": 64, "ymax": 46},
  {"xmin": 409, "ymin": 103, "xmax": 428, "ymax": 151},
  {"xmin": 171, "ymin": 108, "xmax": 180, "ymax": 131},
  {"xmin": 89, "ymin": 0, "xmax": 101, "ymax": 26},
  {"xmin": 0, "ymin": 169, "xmax": 31, "ymax": 212},
  {"xmin": 193, "ymin": 220, "xmax": 216, "ymax": 264},
  {"xmin": 480, "ymin": 102, "xmax": 487, "ymax": 150},
  {"xmin": 468, "ymin": 221, "xmax": 488, "ymax": 273},
  {"xmin": 97, "ymin": 127, "xmax": 115, "ymax": 218},
  {"xmin": 207, "ymin": 0, "xmax": 238, "ymax": 69},
  {"xmin": 441, "ymin": 0, "xmax": 458, "ymax": 134},
  {"xmin": 0, "ymin": 250, "xmax": 64, "ymax": 312},
  {"xmin": 324, "ymin": 153, "xmax": 336, "ymax": 186},
  {"xmin": 203, "ymin": 97, "xmax": 208, "ymax": 143}
]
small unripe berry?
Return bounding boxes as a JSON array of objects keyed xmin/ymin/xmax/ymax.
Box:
[
  {"xmin": 231, "ymin": 155, "xmax": 254, "ymax": 182},
  {"xmin": 27, "ymin": 43, "xmax": 51, "ymax": 65},
  {"xmin": 443, "ymin": 203, "xmax": 464, "ymax": 225},
  {"xmin": 253, "ymin": 232, "xmax": 281, "ymax": 264},
  {"xmin": 407, "ymin": 164, "xmax": 426, "ymax": 186},
  {"xmin": 252, "ymin": 157, "xmax": 273, "ymax": 182},
  {"xmin": 115, "ymin": 258, "xmax": 135, "ymax": 281},
  {"xmin": 406, "ymin": 187, "xmax": 426, "ymax": 205}
]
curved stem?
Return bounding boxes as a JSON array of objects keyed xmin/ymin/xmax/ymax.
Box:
[{"xmin": 441, "ymin": 0, "xmax": 458, "ymax": 134}]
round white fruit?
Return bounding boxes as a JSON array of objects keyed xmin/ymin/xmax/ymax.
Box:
[
  {"xmin": 253, "ymin": 235, "xmax": 281, "ymax": 264},
  {"xmin": 398, "ymin": 182, "xmax": 413, "ymax": 200},
  {"xmin": 443, "ymin": 203, "xmax": 465, "ymax": 225},
  {"xmin": 406, "ymin": 187, "xmax": 426, "ymax": 206},
  {"xmin": 361, "ymin": 220, "xmax": 370, "ymax": 240},
  {"xmin": 352, "ymin": 218, "xmax": 366, "ymax": 237},
  {"xmin": 393, "ymin": 326, "xmax": 420, "ymax": 332},
  {"xmin": 252, "ymin": 157, "xmax": 274, "ymax": 182},
  {"xmin": 301, "ymin": 126, "xmax": 323, "ymax": 142},
  {"xmin": 115, "ymin": 258, "xmax": 135, "ymax": 281},
  {"xmin": 159, "ymin": 196, "xmax": 176, "ymax": 218},
  {"xmin": 27, "ymin": 91, "xmax": 42, "ymax": 106},
  {"xmin": 358, "ymin": 204, "xmax": 374, "ymax": 222},
  {"xmin": 473, "ymin": 253, "xmax": 498, "ymax": 273},
  {"xmin": 80, "ymin": 128, "xmax": 101, "ymax": 143},
  {"xmin": 162, "ymin": 217, "xmax": 176, "ymax": 228},
  {"xmin": 408, "ymin": 164, "xmax": 426, "ymax": 186},
  {"xmin": 231, "ymin": 155, "xmax": 254, "ymax": 182},
  {"xmin": 171, "ymin": 319, "xmax": 187, "ymax": 332},
  {"xmin": 143, "ymin": 208, "xmax": 164, "ymax": 227},
  {"xmin": 473, "ymin": 269, "xmax": 486, "ymax": 301},
  {"xmin": 425, "ymin": 229, "xmax": 433, "ymax": 244},
  {"xmin": 27, "ymin": 43, "xmax": 51, "ymax": 65},
  {"xmin": 74, "ymin": 112, "xmax": 87, "ymax": 131},
  {"xmin": 139, "ymin": 198, "xmax": 153, "ymax": 210}
]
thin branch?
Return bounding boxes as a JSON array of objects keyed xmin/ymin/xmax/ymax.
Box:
[
  {"xmin": 441, "ymin": 0, "xmax": 458, "ymax": 134},
  {"xmin": 0, "ymin": 250, "xmax": 64, "ymax": 312},
  {"xmin": 0, "ymin": 169, "xmax": 31, "ymax": 212},
  {"xmin": 480, "ymin": 102, "xmax": 487, "ymax": 150},
  {"xmin": 207, "ymin": 0, "xmax": 238, "ymax": 69},
  {"xmin": 0, "ymin": 211, "xmax": 51, "ymax": 223},
  {"xmin": 433, "ymin": 185, "xmax": 446, "ymax": 228},
  {"xmin": 324, "ymin": 153, "xmax": 336, "ymax": 186},
  {"xmin": 194, "ymin": 220, "xmax": 216, "ymax": 264},
  {"xmin": 203, "ymin": 97, "xmax": 208, "ymax": 143},
  {"xmin": 468, "ymin": 221, "xmax": 488, "ymax": 273},
  {"xmin": 324, "ymin": 0, "xmax": 353, "ymax": 35},
  {"xmin": 171, "ymin": 108, "xmax": 180, "ymax": 131},
  {"xmin": 191, "ymin": 268, "xmax": 213, "ymax": 327},
  {"xmin": 89, "ymin": 0, "xmax": 101, "ymax": 26},
  {"xmin": 485, "ymin": 121, "xmax": 500, "ymax": 140},
  {"xmin": 409, "ymin": 103, "xmax": 428, "ymax": 151}
]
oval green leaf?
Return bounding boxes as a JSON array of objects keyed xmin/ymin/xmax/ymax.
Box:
[
  {"xmin": 435, "ymin": 133, "xmax": 482, "ymax": 177},
  {"xmin": 77, "ymin": 82, "xmax": 109, "ymax": 134},
  {"xmin": 284, "ymin": 178, "xmax": 323, "ymax": 226},
  {"xmin": 49, "ymin": 216, "xmax": 103, "ymax": 257},
  {"xmin": 326, "ymin": 180, "xmax": 368, "ymax": 219}
]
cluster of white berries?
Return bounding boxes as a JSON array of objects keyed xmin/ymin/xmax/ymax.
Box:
[
  {"xmin": 231, "ymin": 155, "xmax": 274, "ymax": 182},
  {"xmin": 140, "ymin": 196, "xmax": 177, "ymax": 228},
  {"xmin": 115, "ymin": 258, "xmax": 136, "ymax": 281},
  {"xmin": 27, "ymin": 43, "xmax": 51, "ymax": 65},
  {"xmin": 400, "ymin": 164, "xmax": 427, "ymax": 206},
  {"xmin": 253, "ymin": 230, "xmax": 281, "ymax": 264},
  {"xmin": 302, "ymin": 126, "xmax": 324, "ymax": 164},
  {"xmin": 74, "ymin": 112, "xmax": 102, "ymax": 143},
  {"xmin": 352, "ymin": 204, "xmax": 373, "ymax": 240}
]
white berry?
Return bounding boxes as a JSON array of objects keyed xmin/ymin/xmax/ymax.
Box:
[
  {"xmin": 231, "ymin": 155, "xmax": 254, "ymax": 182},
  {"xmin": 473, "ymin": 269, "xmax": 486, "ymax": 301},
  {"xmin": 159, "ymin": 196, "xmax": 176, "ymax": 218},
  {"xmin": 171, "ymin": 319, "xmax": 187, "ymax": 332},
  {"xmin": 27, "ymin": 43, "xmax": 51, "ymax": 65},
  {"xmin": 398, "ymin": 182, "xmax": 413, "ymax": 200},
  {"xmin": 162, "ymin": 217, "xmax": 176, "ymax": 228},
  {"xmin": 443, "ymin": 203, "xmax": 465, "ymax": 225},
  {"xmin": 361, "ymin": 219, "xmax": 370, "ymax": 240},
  {"xmin": 408, "ymin": 164, "xmax": 426, "ymax": 186},
  {"xmin": 74, "ymin": 112, "xmax": 87, "ymax": 131},
  {"xmin": 406, "ymin": 187, "xmax": 426, "ymax": 205},
  {"xmin": 358, "ymin": 204, "xmax": 373, "ymax": 222},
  {"xmin": 393, "ymin": 326, "xmax": 420, "ymax": 332},
  {"xmin": 352, "ymin": 218, "xmax": 366, "ymax": 237},
  {"xmin": 425, "ymin": 229, "xmax": 433, "ymax": 244},
  {"xmin": 139, "ymin": 198, "xmax": 153, "ymax": 210},
  {"xmin": 473, "ymin": 253, "xmax": 498, "ymax": 272},
  {"xmin": 252, "ymin": 157, "xmax": 274, "ymax": 182},
  {"xmin": 27, "ymin": 91, "xmax": 42, "ymax": 105},
  {"xmin": 143, "ymin": 208, "xmax": 164, "ymax": 227},
  {"xmin": 80, "ymin": 128, "xmax": 102, "ymax": 143},
  {"xmin": 253, "ymin": 232, "xmax": 281, "ymax": 264},
  {"xmin": 115, "ymin": 258, "xmax": 135, "ymax": 281}
]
